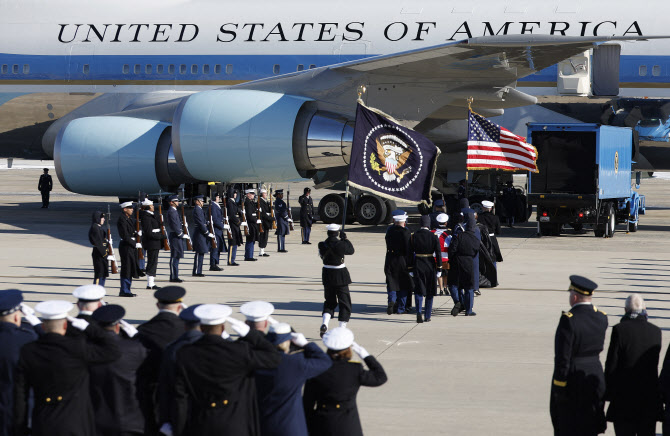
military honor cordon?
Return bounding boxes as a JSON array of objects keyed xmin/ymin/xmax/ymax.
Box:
[{"xmin": 347, "ymin": 103, "xmax": 440, "ymax": 205}]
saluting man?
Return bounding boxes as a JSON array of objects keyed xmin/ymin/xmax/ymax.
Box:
[
  {"xmin": 258, "ymin": 188, "xmax": 274, "ymax": 257},
  {"xmin": 550, "ymin": 275, "xmax": 608, "ymax": 436},
  {"xmin": 141, "ymin": 198, "xmax": 167, "ymax": 290},
  {"xmin": 274, "ymin": 189, "xmax": 291, "ymax": 253},
  {"xmin": 299, "ymin": 187, "xmax": 314, "ymax": 244},
  {"xmin": 117, "ymin": 201, "xmax": 141, "ymax": 297},
  {"xmin": 226, "ymin": 187, "xmax": 243, "ymax": 266},
  {"xmin": 89, "ymin": 211, "xmax": 110, "ymax": 287},
  {"xmin": 209, "ymin": 192, "xmax": 227, "ymax": 271},
  {"xmin": 191, "ymin": 195, "xmax": 215, "ymax": 277},
  {"xmin": 384, "ymin": 210, "xmax": 413, "ymax": 315},
  {"xmin": 166, "ymin": 195, "xmax": 189, "ymax": 283},
  {"xmin": 244, "ymin": 188, "xmax": 260, "ymax": 261}
]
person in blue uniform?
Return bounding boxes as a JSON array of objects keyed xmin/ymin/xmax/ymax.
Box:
[
  {"xmin": 410, "ymin": 215, "xmax": 442, "ymax": 323},
  {"xmin": 89, "ymin": 304, "xmax": 147, "ymax": 436},
  {"xmin": 88, "ymin": 211, "xmax": 109, "ymax": 287},
  {"xmin": 38, "ymin": 168, "xmax": 52, "ymax": 208},
  {"xmin": 244, "ymin": 189, "xmax": 260, "ymax": 261},
  {"xmin": 208, "ymin": 192, "xmax": 227, "ymax": 271},
  {"xmin": 166, "ymin": 195, "xmax": 188, "ymax": 283},
  {"xmin": 384, "ymin": 210, "xmax": 413, "ymax": 315},
  {"xmin": 226, "ymin": 187, "xmax": 243, "ymax": 266},
  {"xmin": 191, "ymin": 195, "xmax": 215, "ymax": 277},
  {"xmin": 117, "ymin": 201, "xmax": 140, "ymax": 297},
  {"xmin": 256, "ymin": 323, "xmax": 332, "ymax": 436},
  {"xmin": 141, "ymin": 199, "xmax": 167, "ymax": 290},
  {"xmin": 303, "ymin": 327, "xmax": 388, "ymax": 436},
  {"xmin": 258, "ymin": 188, "xmax": 274, "ymax": 257},
  {"xmin": 550, "ymin": 276, "xmax": 608, "ymax": 436},
  {"xmin": 502, "ymin": 181, "xmax": 517, "ymax": 227},
  {"xmin": 299, "ymin": 187, "xmax": 314, "ymax": 244},
  {"xmin": 274, "ymin": 189, "xmax": 291, "ymax": 253},
  {"xmin": 429, "ymin": 199, "xmax": 446, "ymax": 230},
  {"xmin": 0, "ymin": 290, "xmax": 40, "ymax": 436},
  {"xmin": 449, "ymin": 209, "xmax": 480, "ymax": 316}
]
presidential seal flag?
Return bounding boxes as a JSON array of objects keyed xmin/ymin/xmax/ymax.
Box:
[{"xmin": 347, "ymin": 103, "xmax": 440, "ymax": 205}]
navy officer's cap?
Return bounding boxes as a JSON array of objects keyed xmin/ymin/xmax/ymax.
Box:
[
  {"xmin": 92, "ymin": 304, "xmax": 125, "ymax": 327},
  {"xmin": 168, "ymin": 195, "xmax": 179, "ymax": 202},
  {"xmin": 568, "ymin": 275, "xmax": 598, "ymax": 296},
  {"xmin": 154, "ymin": 286, "xmax": 186, "ymax": 304},
  {"xmin": 192, "ymin": 195, "xmax": 204, "ymax": 201},
  {"xmin": 179, "ymin": 304, "xmax": 201, "ymax": 324},
  {"xmin": 0, "ymin": 289, "xmax": 23, "ymax": 316},
  {"xmin": 434, "ymin": 199, "xmax": 444, "ymax": 207},
  {"xmin": 274, "ymin": 189, "xmax": 284, "ymax": 195}
]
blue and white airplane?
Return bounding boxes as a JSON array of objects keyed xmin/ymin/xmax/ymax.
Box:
[{"xmin": 1, "ymin": 0, "xmax": 669, "ymax": 198}]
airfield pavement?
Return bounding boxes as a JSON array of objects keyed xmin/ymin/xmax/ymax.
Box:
[{"xmin": 1, "ymin": 161, "xmax": 670, "ymax": 435}]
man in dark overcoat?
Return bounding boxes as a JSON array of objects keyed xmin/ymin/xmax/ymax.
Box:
[
  {"xmin": 166, "ymin": 195, "xmax": 188, "ymax": 283},
  {"xmin": 299, "ymin": 187, "xmax": 314, "ymax": 244},
  {"xmin": 244, "ymin": 189, "xmax": 260, "ymax": 261},
  {"xmin": 449, "ymin": 210, "xmax": 480, "ymax": 316},
  {"xmin": 117, "ymin": 201, "xmax": 140, "ymax": 297},
  {"xmin": 226, "ymin": 188, "xmax": 243, "ymax": 265},
  {"xmin": 410, "ymin": 215, "xmax": 442, "ymax": 323},
  {"xmin": 191, "ymin": 195, "xmax": 214, "ymax": 277},
  {"xmin": 89, "ymin": 211, "xmax": 109, "ymax": 287},
  {"xmin": 274, "ymin": 190, "xmax": 291, "ymax": 253},
  {"xmin": 208, "ymin": 192, "xmax": 227, "ymax": 271}
]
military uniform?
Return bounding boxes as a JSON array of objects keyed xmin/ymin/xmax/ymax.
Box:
[
  {"xmin": 449, "ymin": 210, "xmax": 480, "ymax": 315},
  {"xmin": 208, "ymin": 199, "xmax": 227, "ymax": 269},
  {"xmin": 244, "ymin": 193, "xmax": 260, "ymax": 260},
  {"xmin": 410, "ymin": 218, "xmax": 442, "ymax": 323},
  {"xmin": 258, "ymin": 193, "xmax": 274, "ymax": 256},
  {"xmin": 226, "ymin": 190, "xmax": 243, "ymax": 265},
  {"xmin": 117, "ymin": 206, "xmax": 140, "ymax": 296},
  {"xmin": 384, "ymin": 216, "xmax": 413, "ymax": 314},
  {"xmin": 142, "ymin": 209, "xmax": 166, "ymax": 289},
  {"xmin": 550, "ymin": 276, "xmax": 608, "ymax": 436},
  {"xmin": 318, "ymin": 226, "xmax": 355, "ymax": 334},
  {"xmin": 166, "ymin": 198, "xmax": 186, "ymax": 282},
  {"xmin": 191, "ymin": 198, "xmax": 210, "ymax": 276},
  {"xmin": 38, "ymin": 170, "xmax": 52, "ymax": 208},
  {"xmin": 88, "ymin": 211, "xmax": 109, "ymax": 287},
  {"xmin": 274, "ymin": 191, "xmax": 290, "ymax": 252},
  {"xmin": 478, "ymin": 208, "xmax": 503, "ymax": 265},
  {"xmin": 299, "ymin": 189, "xmax": 314, "ymax": 244}
]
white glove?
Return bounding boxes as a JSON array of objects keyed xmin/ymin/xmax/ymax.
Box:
[
  {"xmin": 119, "ymin": 320, "xmax": 138, "ymax": 338},
  {"xmin": 241, "ymin": 222, "xmax": 248, "ymax": 227},
  {"xmin": 290, "ymin": 332, "xmax": 308, "ymax": 347},
  {"xmin": 288, "ymin": 218, "xmax": 293, "ymax": 223},
  {"xmin": 223, "ymin": 224, "xmax": 230, "ymax": 230},
  {"xmin": 137, "ymin": 230, "xmax": 143, "ymax": 236},
  {"xmin": 159, "ymin": 422, "xmax": 174, "ymax": 436},
  {"xmin": 436, "ymin": 271, "xmax": 442, "ymax": 278},
  {"xmin": 152, "ymin": 228, "xmax": 161, "ymax": 233},
  {"xmin": 131, "ymin": 237, "xmax": 136, "ymax": 242},
  {"xmin": 19, "ymin": 302, "xmax": 35, "ymax": 317},
  {"xmin": 409, "ymin": 272, "xmax": 414, "ymax": 278},
  {"xmin": 207, "ymin": 233, "xmax": 216, "ymax": 239},
  {"xmin": 135, "ymin": 243, "xmax": 143, "ymax": 249},
  {"xmin": 67, "ymin": 316, "xmax": 89, "ymax": 331},
  {"xmin": 227, "ymin": 317, "xmax": 250, "ymax": 337},
  {"xmin": 109, "ymin": 237, "xmax": 114, "ymax": 245},
  {"xmin": 221, "ymin": 331, "xmax": 231, "ymax": 340},
  {"xmin": 267, "ymin": 316, "xmax": 279, "ymax": 325},
  {"xmin": 107, "ymin": 255, "xmax": 115, "ymax": 261},
  {"xmin": 20, "ymin": 303, "xmax": 41, "ymax": 326},
  {"xmin": 181, "ymin": 234, "xmax": 190, "ymax": 240},
  {"xmin": 256, "ymin": 219, "xmax": 261, "ymax": 224},
  {"xmin": 351, "ymin": 341, "xmax": 370, "ymax": 359}
]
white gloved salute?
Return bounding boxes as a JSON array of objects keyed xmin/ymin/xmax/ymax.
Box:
[
  {"xmin": 290, "ymin": 332, "xmax": 308, "ymax": 347},
  {"xmin": 135, "ymin": 243, "xmax": 143, "ymax": 249},
  {"xmin": 227, "ymin": 317, "xmax": 250, "ymax": 337},
  {"xmin": 267, "ymin": 316, "xmax": 279, "ymax": 326},
  {"xmin": 119, "ymin": 320, "xmax": 138, "ymax": 338},
  {"xmin": 67, "ymin": 316, "xmax": 89, "ymax": 331},
  {"xmin": 351, "ymin": 341, "xmax": 370, "ymax": 359},
  {"xmin": 20, "ymin": 303, "xmax": 41, "ymax": 326}
]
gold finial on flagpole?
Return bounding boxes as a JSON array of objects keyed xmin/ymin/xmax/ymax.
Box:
[
  {"xmin": 467, "ymin": 96, "xmax": 474, "ymax": 111},
  {"xmin": 357, "ymin": 85, "xmax": 367, "ymax": 104}
]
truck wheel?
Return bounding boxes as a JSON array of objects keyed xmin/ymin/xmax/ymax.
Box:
[
  {"xmin": 606, "ymin": 204, "xmax": 616, "ymax": 238},
  {"xmin": 318, "ymin": 194, "xmax": 345, "ymax": 224},
  {"xmin": 628, "ymin": 220, "xmax": 638, "ymax": 232},
  {"xmin": 383, "ymin": 200, "xmax": 397, "ymax": 224},
  {"xmin": 594, "ymin": 226, "xmax": 605, "ymax": 237},
  {"xmin": 539, "ymin": 223, "xmax": 553, "ymax": 236},
  {"xmin": 355, "ymin": 196, "xmax": 387, "ymax": 225}
]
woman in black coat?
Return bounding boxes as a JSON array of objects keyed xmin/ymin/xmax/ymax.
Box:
[{"xmin": 303, "ymin": 327, "xmax": 387, "ymax": 436}]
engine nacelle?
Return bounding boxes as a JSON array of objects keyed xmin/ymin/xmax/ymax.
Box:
[{"xmin": 54, "ymin": 117, "xmax": 188, "ymax": 196}]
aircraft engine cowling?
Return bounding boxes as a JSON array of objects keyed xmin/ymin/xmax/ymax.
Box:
[{"xmin": 54, "ymin": 117, "xmax": 189, "ymax": 196}]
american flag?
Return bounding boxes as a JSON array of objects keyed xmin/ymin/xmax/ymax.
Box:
[{"xmin": 466, "ymin": 111, "xmax": 538, "ymax": 172}]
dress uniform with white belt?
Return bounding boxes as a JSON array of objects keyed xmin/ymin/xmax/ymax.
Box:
[
  {"xmin": 141, "ymin": 199, "xmax": 167, "ymax": 290},
  {"xmin": 384, "ymin": 210, "xmax": 413, "ymax": 315},
  {"xmin": 117, "ymin": 201, "xmax": 141, "ymax": 297},
  {"xmin": 410, "ymin": 215, "xmax": 442, "ymax": 323},
  {"xmin": 477, "ymin": 200, "xmax": 503, "ymax": 266},
  {"xmin": 166, "ymin": 195, "xmax": 188, "ymax": 283},
  {"xmin": 550, "ymin": 276, "xmax": 608, "ymax": 436}
]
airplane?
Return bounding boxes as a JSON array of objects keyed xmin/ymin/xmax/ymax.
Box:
[{"xmin": 1, "ymin": 0, "xmax": 669, "ymax": 224}]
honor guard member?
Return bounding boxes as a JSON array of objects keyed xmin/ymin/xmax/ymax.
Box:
[
  {"xmin": 432, "ymin": 213, "xmax": 451, "ymax": 296},
  {"xmin": 38, "ymin": 168, "xmax": 52, "ymax": 208},
  {"xmin": 502, "ymin": 181, "xmax": 517, "ymax": 227},
  {"xmin": 157, "ymin": 305, "xmax": 204, "ymax": 436},
  {"xmin": 303, "ymin": 327, "xmax": 388, "ymax": 436},
  {"xmin": 226, "ymin": 187, "xmax": 243, "ymax": 266},
  {"xmin": 384, "ymin": 210, "xmax": 413, "ymax": 315},
  {"xmin": 89, "ymin": 305, "xmax": 147, "ymax": 436},
  {"xmin": 550, "ymin": 276, "xmax": 608, "ymax": 436},
  {"xmin": 449, "ymin": 209, "xmax": 480, "ymax": 316},
  {"xmin": 137, "ymin": 287, "xmax": 187, "ymax": 435},
  {"xmin": 410, "ymin": 215, "xmax": 442, "ymax": 323},
  {"xmin": 478, "ymin": 200, "xmax": 503, "ymax": 267},
  {"xmin": 66, "ymin": 284, "xmax": 105, "ymax": 338},
  {"xmin": 141, "ymin": 198, "xmax": 166, "ymax": 289},
  {"xmin": 244, "ymin": 188, "xmax": 260, "ymax": 261},
  {"xmin": 318, "ymin": 223, "xmax": 355, "ymax": 337},
  {"xmin": 258, "ymin": 188, "xmax": 274, "ymax": 257},
  {"xmin": 240, "ymin": 301, "xmax": 276, "ymax": 333},
  {"xmin": 429, "ymin": 198, "xmax": 446, "ymax": 230},
  {"xmin": 166, "ymin": 195, "xmax": 188, "ymax": 283},
  {"xmin": 299, "ymin": 187, "xmax": 314, "ymax": 244},
  {"xmin": 191, "ymin": 195, "xmax": 215, "ymax": 277},
  {"xmin": 89, "ymin": 211, "xmax": 110, "ymax": 287},
  {"xmin": 172, "ymin": 304, "xmax": 282, "ymax": 436},
  {"xmin": 274, "ymin": 189, "xmax": 291, "ymax": 253},
  {"xmin": 0, "ymin": 290, "xmax": 39, "ymax": 436},
  {"xmin": 117, "ymin": 201, "xmax": 141, "ymax": 297},
  {"xmin": 14, "ymin": 300, "xmax": 121, "ymax": 436},
  {"xmin": 209, "ymin": 192, "xmax": 227, "ymax": 271},
  {"xmin": 256, "ymin": 323, "xmax": 332, "ymax": 436}
]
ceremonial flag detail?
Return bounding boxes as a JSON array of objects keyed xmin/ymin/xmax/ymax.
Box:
[
  {"xmin": 466, "ymin": 111, "xmax": 538, "ymax": 172},
  {"xmin": 348, "ymin": 103, "xmax": 441, "ymax": 205}
]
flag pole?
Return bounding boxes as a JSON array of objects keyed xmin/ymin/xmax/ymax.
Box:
[
  {"xmin": 342, "ymin": 85, "xmax": 367, "ymax": 232},
  {"xmin": 465, "ymin": 97, "xmax": 474, "ymax": 198}
]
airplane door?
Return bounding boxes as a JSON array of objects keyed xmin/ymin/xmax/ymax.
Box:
[
  {"xmin": 557, "ymin": 50, "xmax": 590, "ymax": 96},
  {"xmin": 592, "ymin": 44, "xmax": 621, "ymax": 97},
  {"xmin": 67, "ymin": 44, "xmax": 95, "ymax": 93}
]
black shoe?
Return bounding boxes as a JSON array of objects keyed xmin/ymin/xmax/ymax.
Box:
[
  {"xmin": 169, "ymin": 278, "xmax": 183, "ymax": 283},
  {"xmin": 261, "ymin": 253, "xmax": 270, "ymax": 257},
  {"xmin": 118, "ymin": 292, "xmax": 137, "ymax": 297},
  {"xmin": 138, "ymin": 271, "xmax": 146, "ymax": 277},
  {"xmin": 146, "ymin": 285, "xmax": 160, "ymax": 290},
  {"xmin": 319, "ymin": 324, "xmax": 328, "ymax": 338},
  {"xmin": 425, "ymin": 317, "xmax": 432, "ymax": 322},
  {"xmin": 439, "ymin": 290, "xmax": 444, "ymax": 296},
  {"xmin": 278, "ymin": 249, "xmax": 288, "ymax": 253},
  {"xmin": 209, "ymin": 266, "xmax": 223, "ymax": 271},
  {"xmin": 227, "ymin": 262, "xmax": 239, "ymax": 266},
  {"xmin": 244, "ymin": 258, "xmax": 258, "ymax": 261},
  {"xmin": 474, "ymin": 290, "xmax": 481, "ymax": 296},
  {"xmin": 192, "ymin": 273, "xmax": 205, "ymax": 277},
  {"xmin": 451, "ymin": 302, "xmax": 462, "ymax": 317},
  {"xmin": 416, "ymin": 313, "xmax": 423, "ymax": 323},
  {"xmin": 387, "ymin": 302, "xmax": 394, "ymax": 315},
  {"xmin": 466, "ymin": 312, "xmax": 477, "ymax": 316}
]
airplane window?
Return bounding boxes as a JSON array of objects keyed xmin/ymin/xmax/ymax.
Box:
[
  {"xmin": 146, "ymin": 64, "xmax": 152, "ymax": 74},
  {"xmin": 1, "ymin": 65, "xmax": 7, "ymax": 74},
  {"xmin": 168, "ymin": 64, "xmax": 175, "ymax": 75},
  {"xmin": 639, "ymin": 65, "xmax": 648, "ymax": 76},
  {"xmin": 226, "ymin": 64, "xmax": 233, "ymax": 74},
  {"xmin": 12, "ymin": 64, "xmax": 19, "ymax": 74},
  {"xmin": 273, "ymin": 64, "xmax": 280, "ymax": 74},
  {"xmin": 82, "ymin": 64, "xmax": 89, "ymax": 75},
  {"xmin": 23, "ymin": 64, "xmax": 29, "ymax": 74},
  {"xmin": 134, "ymin": 64, "xmax": 141, "ymax": 74},
  {"xmin": 297, "ymin": 64, "xmax": 304, "ymax": 71},
  {"xmin": 214, "ymin": 64, "xmax": 221, "ymax": 74},
  {"xmin": 157, "ymin": 65, "xmax": 164, "ymax": 74},
  {"xmin": 191, "ymin": 64, "xmax": 198, "ymax": 74},
  {"xmin": 652, "ymin": 65, "xmax": 661, "ymax": 77},
  {"xmin": 309, "ymin": 64, "xmax": 316, "ymax": 69},
  {"xmin": 203, "ymin": 65, "xmax": 210, "ymax": 74},
  {"xmin": 179, "ymin": 64, "xmax": 187, "ymax": 74},
  {"xmin": 122, "ymin": 64, "xmax": 130, "ymax": 74}
]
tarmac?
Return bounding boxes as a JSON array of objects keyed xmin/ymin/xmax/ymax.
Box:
[{"xmin": 1, "ymin": 163, "xmax": 670, "ymax": 435}]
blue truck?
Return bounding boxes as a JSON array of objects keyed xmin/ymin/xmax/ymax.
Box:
[{"xmin": 527, "ymin": 123, "xmax": 645, "ymax": 237}]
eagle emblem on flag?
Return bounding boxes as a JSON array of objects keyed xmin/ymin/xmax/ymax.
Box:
[{"xmin": 373, "ymin": 135, "xmax": 412, "ymax": 182}]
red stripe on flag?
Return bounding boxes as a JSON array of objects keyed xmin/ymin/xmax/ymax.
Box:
[{"xmin": 466, "ymin": 145, "xmax": 536, "ymax": 161}]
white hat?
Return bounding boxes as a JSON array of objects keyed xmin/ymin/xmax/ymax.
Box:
[
  {"xmin": 436, "ymin": 213, "xmax": 449, "ymax": 224},
  {"xmin": 193, "ymin": 304, "xmax": 232, "ymax": 325},
  {"xmin": 326, "ymin": 224, "xmax": 341, "ymax": 232},
  {"xmin": 269, "ymin": 322, "xmax": 291, "ymax": 335},
  {"xmin": 322, "ymin": 327, "xmax": 355, "ymax": 351},
  {"xmin": 120, "ymin": 201, "xmax": 133, "ymax": 208},
  {"xmin": 142, "ymin": 198, "xmax": 153, "ymax": 206},
  {"xmin": 392, "ymin": 210, "xmax": 408, "ymax": 222},
  {"xmin": 36, "ymin": 300, "xmax": 73, "ymax": 320},
  {"xmin": 72, "ymin": 284, "xmax": 105, "ymax": 302},
  {"xmin": 240, "ymin": 301, "xmax": 274, "ymax": 322},
  {"xmin": 260, "ymin": 188, "xmax": 267, "ymax": 194},
  {"xmin": 482, "ymin": 200, "xmax": 494, "ymax": 208},
  {"xmin": 245, "ymin": 189, "xmax": 256, "ymax": 194}
]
